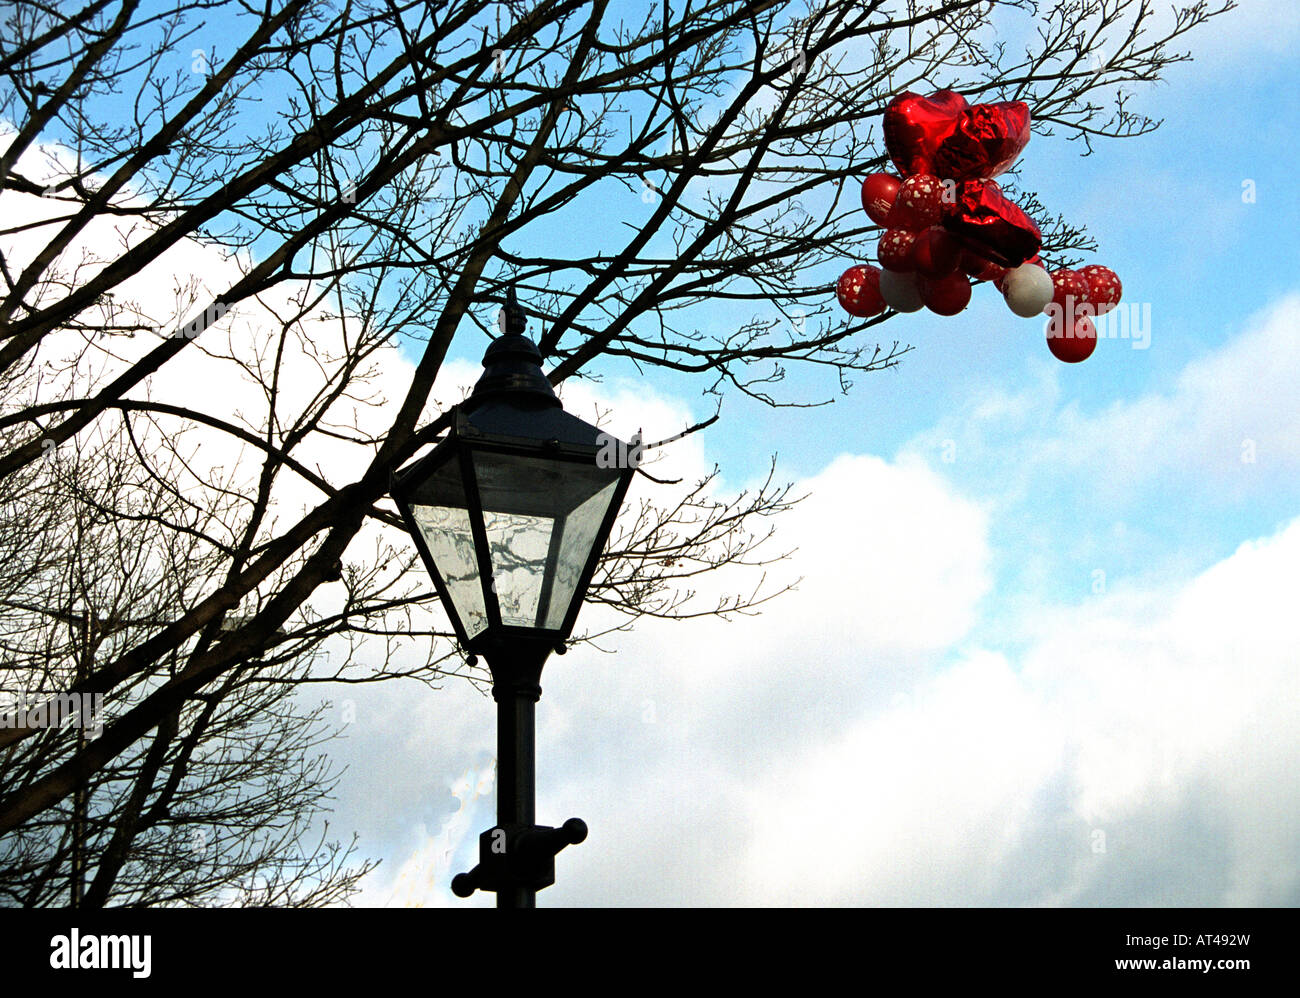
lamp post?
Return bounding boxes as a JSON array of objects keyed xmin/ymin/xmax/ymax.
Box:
[{"xmin": 390, "ymin": 287, "xmax": 634, "ymax": 907}]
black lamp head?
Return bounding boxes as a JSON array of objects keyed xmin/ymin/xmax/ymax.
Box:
[
  {"xmin": 390, "ymin": 281, "xmax": 636, "ymax": 660},
  {"xmin": 469, "ymin": 286, "xmax": 560, "ymax": 409}
]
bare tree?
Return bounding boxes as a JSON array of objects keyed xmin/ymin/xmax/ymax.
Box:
[
  {"xmin": 0, "ymin": 0, "xmax": 1233, "ymax": 887},
  {"xmin": 0, "ymin": 375, "xmax": 380, "ymax": 906}
]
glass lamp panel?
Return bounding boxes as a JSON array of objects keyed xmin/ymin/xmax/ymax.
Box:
[
  {"xmin": 405, "ymin": 456, "xmax": 488, "ymax": 640},
  {"xmin": 544, "ymin": 479, "xmax": 619, "ymax": 629},
  {"xmin": 471, "ymin": 451, "xmax": 622, "ymax": 631}
]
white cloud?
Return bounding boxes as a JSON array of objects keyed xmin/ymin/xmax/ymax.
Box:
[
  {"xmin": 742, "ymin": 647, "xmax": 1063, "ymax": 905},
  {"xmin": 1180, "ymin": 0, "xmax": 1300, "ymax": 72},
  {"xmin": 1061, "ymin": 292, "xmax": 1300, "ymax": 490},
  {"xmin": 901, "ymin": 293, "xmax": 1300, "ymax": 517},
  {"xmin": 533, "ymin": 507, "xmax": 1300, "ymax": 907}
]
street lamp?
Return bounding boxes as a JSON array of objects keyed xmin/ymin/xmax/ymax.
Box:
[{"xmin": 390, "ymin": 286, "xmax": 635, "ymax": 907}]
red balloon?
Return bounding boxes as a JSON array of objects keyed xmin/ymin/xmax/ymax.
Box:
[
  {"xmin": 917, "ymin": 271, "xmax": 972, "ymax": 316},
  {"xmin": 1049, "ymin": 269, "xmax": 1089, "ymax": 311},
  {"xmin": 933, "ymin": 101, "xmax": 1032, "ymax": 181},
  {"xmin": 861, "ymin": 173, "xmax": 901, "ymax": 226},
  {"xmin": 960, "ymin": 250, "xmax": 1005, "ymax": 283},
  {"xmin": 883, "ymin": 90, "xmax": 970, "ymax": 177},
  {"xmin": 942, "ymin": 179, "xmax": 1042, "ymax": 268},
  {"xmin": 1079, "ymin": 265, "xmax": 1122, "ymax": 315},
  {"xmin": 885, "ymin": 90, "xmax": 1033, "ymax": 182},
  {"xmin": 888, "ymin": 174, "xmax": 944, "ymax": 230},
  {"xmin": 1046, "ymin": 313, "xmax": 1097, "ymax": 363},
  {"xmin": 836, "ymin": 265, "xmax": 886, "ymax": 317},
  {"xmin": 877, "ymin": 229, "xmax": 917, "ymax": 271},
  {"xmin": 910, "ymin": 226, "xmax": 961, "ymax": 278}
]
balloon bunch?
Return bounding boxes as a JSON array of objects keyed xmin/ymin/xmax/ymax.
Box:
[{"xmin": 835, "ymin": 90, "xmax": 1123, "ymax": 363}]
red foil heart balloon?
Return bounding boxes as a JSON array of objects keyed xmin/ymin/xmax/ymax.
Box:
[
  {"xmin": 933, "ymin": 101, "xmax": 1031, "ymax": 181},
  {"xmin": 883, "ymin": 90, "xmax": 969, "ymax": 177},
  {"xmin": 941, "ymin": 180, "xmax": 1042, "ymax": 268}
]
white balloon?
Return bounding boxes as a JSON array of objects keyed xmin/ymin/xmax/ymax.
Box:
[
  {"xmin": 1002, "ymin": 263, "xmax": 1054, "ymax": 318},
  {"xmin": 878, "ymin": 268, "xmax": 924, "ymax": 313}
]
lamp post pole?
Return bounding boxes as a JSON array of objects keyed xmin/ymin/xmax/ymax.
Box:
[
  {"xmin": 495, "ymin": 689, "xmax": 535, "ymax": 908},
  {"xmin": 490, "ymin": 650, "xmax": 544, "ymax": 909}
]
